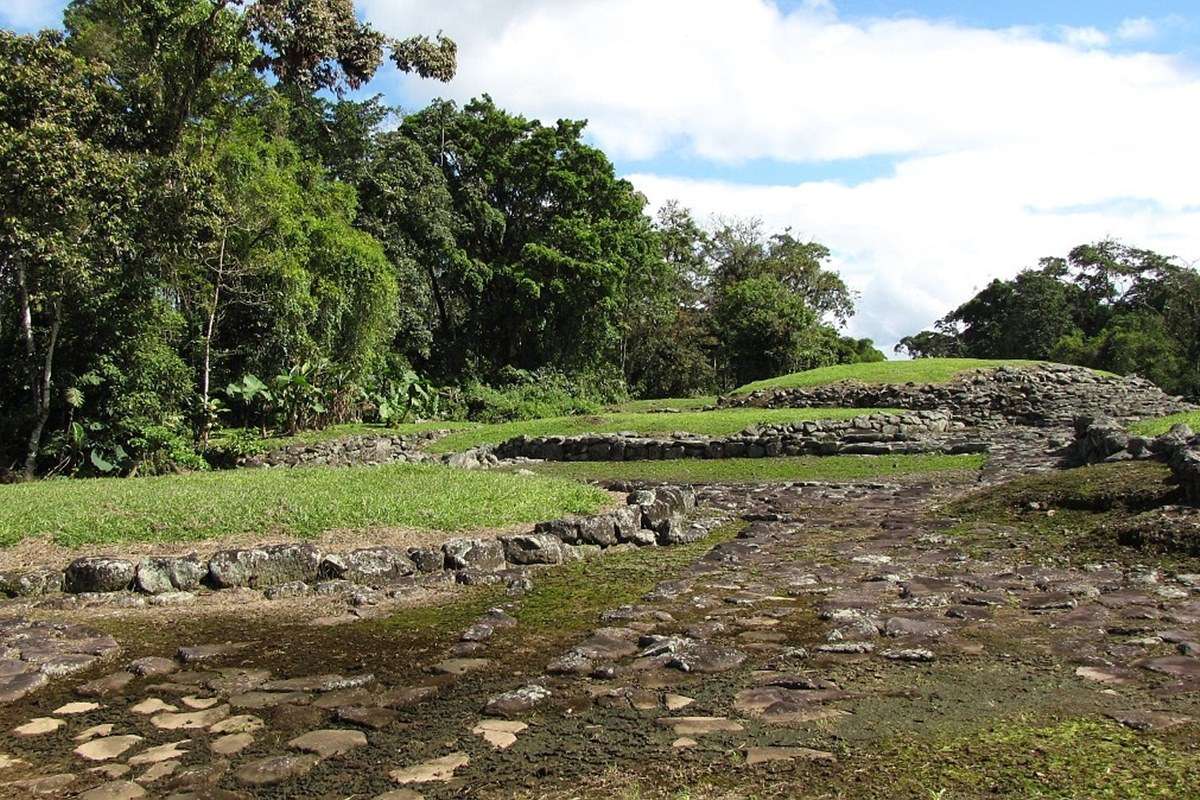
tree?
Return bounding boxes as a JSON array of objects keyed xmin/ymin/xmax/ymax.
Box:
[{"xmin": 0, "ymin": 31, "xmax": 137, "ymax": 477}]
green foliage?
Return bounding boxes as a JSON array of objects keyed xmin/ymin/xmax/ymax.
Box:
[
  {"xmin": 454, "ymin": 369, "xmax": 621, "ymax": 424},
  {"xmin": 901, "ymin": 241, "xmax": 1200, "ymax": 397},
  {"xmin": 0, "ymin": 463, "xmax": 609, "ymax": 547}
]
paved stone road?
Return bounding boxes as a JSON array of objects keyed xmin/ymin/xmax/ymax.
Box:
[{"xmin": 1, "ymin": 430, "xmax": 1198, "ymax": 798}]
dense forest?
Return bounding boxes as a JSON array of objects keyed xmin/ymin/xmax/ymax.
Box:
[
  {"xmin": 0, "ymin": 0, "xmax": 882, "ymax": 479},
  {"xmin": 897, "ymin": 241, "xmax": 1200, "ymax": 399}
]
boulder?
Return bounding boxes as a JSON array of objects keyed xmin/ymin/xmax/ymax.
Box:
[
  {"xmin": 65, "ymin": 558, "xmax": 136, "ymax": 594},
  {"xmin": 135, "ymin": 555, "xmax": 206, "ymax": 595},
  {"xmin": 0, "ymin": 567, "xmax": 63, "ymax": 597},
  {"xmin": 501, "ymin": 535, "xmax": 563, "ymax": 565},
  {"xmin": 442, "ymin": 538, "xmax": 505, "ymax": 572},
  {"xmin": 320, "ymin": 548, "xmax": 415, "ymax": 585},
  {"xmin": 207, "ymin": 544, "xmax": 322, "ymax": 589}
]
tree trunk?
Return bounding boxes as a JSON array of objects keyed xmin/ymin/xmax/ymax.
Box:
[
  {"xmin": 17, "ymin": 264, "xmax": 61, "ymax": 480},
  {"xmin": 199, "ymin": 230, "xmax": 227, "ymax": 447}
]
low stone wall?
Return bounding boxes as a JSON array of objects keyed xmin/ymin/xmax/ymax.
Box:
[
  {"xmin": 722, "ymin": 364, "xmax": 1191, "ymax": 428},
  {"xmin": 238, "ymin": 430, "xmax": 491, "ymax": 469},
  {"xmin": 493, "ymin": 411, "xmax": 989, "ymax": 461},
  {"xmin": 1073, "ymin": 416, "xmax": 1200, "ymax": 504},
  {"xmin": 0, "ymin": 486, "xmax": 700, "ymax": 600}
]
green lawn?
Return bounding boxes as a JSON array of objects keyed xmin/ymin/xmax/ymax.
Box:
[
  {"xmin": 426, "ymin": 407, "xmax": 900, "ymax": 453},
  {"xmin": 731, "ymin": 357, "xmax": 1047, "ymax": 395},
  {"xmin": 0, "ymin": 464, "xmax": 610, "ymax": 548},
  {"xmin": 604, "ymin": 397, "xmax": 717, "ymax": 413},
  {"xmin": 518, "ymin": 453, "xmax": 985, "ymax": 484},
  {"xmin": 1129, "ymin": 410, "xmax": 1200, "ymax": 437}
]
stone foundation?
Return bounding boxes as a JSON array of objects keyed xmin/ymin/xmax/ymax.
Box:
[
  {"xmin": 722, "ymin": 364, "xmax": 1191, "ymax": 427},
  {"xmin": 493, "ymin": 411, "xmax": 989, "ymax": 462},
  {"xmin": 1072, "ymin": 417, "xmax": 1200, "ymax": 505},
  {"xmin": 0, "ymin": 486, "xmax": 700, "ymax": 601}
]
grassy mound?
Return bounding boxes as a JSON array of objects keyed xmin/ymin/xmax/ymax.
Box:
[
  {"xmin": 731, "ymin": 357, "xmax": 1046, "ymax": 395},
  {"xmin": 519, "ymin": 453, "xmax": 985, "ymax": 484},
  {"xmin": 0, "ymin": 464, "xmax": 610, "ymax": 548},
  {"xmin": 1130, "ymin": 410, "xmax": 1200, "ymax": 437},
  {"xmin": 957, "ymin": 461, "xmax": 1177, "ymax": 516},
  {"xmin": 426, "ymin": 407, "xmax": 900, "ymax": 453}
]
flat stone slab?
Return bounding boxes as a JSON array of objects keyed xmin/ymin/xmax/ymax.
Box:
[
  {"xmin": 127, "ymin": 657, "xmax": 177, "ymax": 677},
  {"xmin": 54, "ymin": 701, "xmax": 102, "ymax": 715},
  {"xmin": 76, "ymin": 672, "xmax": 134, "ymax": 698},
  {"xmin": 234, "ymin": 753, "xmax": 322, "ymax": 786},
  {"xmin": 373, "ymin": 791, "xmax": 425, "ymax": 800},
  {"xmin": 75, "ymin": 723, "xmax": 115, "ymax": 741},
  {"xmin": 472, "ymin": 719, "xmax": 528, "ymax": 749},
  {"xmin": 261, "ymin": 673, "xmax": 374, "ymax": 692},
  {"xmin": 390, "ymin": 753, "xmax": 470, "ymax": 784},
  {"xmin": 655, "ymin": 716, "xmax": 744, "ymax": 735},
  {"xmin": 76, "ymin": 780, "xmax": 146, "ymax": 800},
  {"xmin": 177, "ymin": 643, "xmax": 252, "ymax": 664},
  {"xmin": 288, "ymin": 729, "xmax": 368, "ymax": 758},
  {"xmin": 130, "ymin": 698, "xmax": 178, "ymax": 715},
  {"xmin": 150, "ymin": 704, "xmax": 230, "ymax": 730},
  {"xmin": 1138, "ymin": 656, "xmax": 1200, "ymax": 679},
  {"xmin": 211, "ymin": 732, "xmax": 255, "ymax": 755},
  {"xmin": 483, "ymin": 684, "xmax": 552, "ymax": 716},
  {"xmin": 209, "ymin": 714, "xmax": 265, "ymax": 734},
  {"xmin": 745, "ymin": 746, "xmax": 837, "ymax": 765},
  {"xmin": 1106, "ymin": 710, "xmax": 1193, "ymax": 731},
  {"xmin": 127, "ymin": 740, "xmax": 189, "ymax": 765},
  {"xmin": 74, "ymin": 735, "xmax": 143, "ymax": 761},
  {"xmin": 430, "ymin": 658, "xmax": 490, "ymax": 676},
  {"xmin": 14, "ymin": 716, "xmax": 65, "ymax": 736}
]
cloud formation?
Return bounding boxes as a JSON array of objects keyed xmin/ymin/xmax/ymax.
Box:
[{"xmin": 365, "ymin": 0, "xmax": 1200, "ymax": 350}]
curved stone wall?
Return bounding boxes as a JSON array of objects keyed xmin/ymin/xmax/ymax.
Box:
[
  {"xmin": 493, "ymin": 411, "xmax": 989, "ymax": 461},
  {"xmin": 1073, "ymin": 416, "xmax": 1200, "ymax": 505}
]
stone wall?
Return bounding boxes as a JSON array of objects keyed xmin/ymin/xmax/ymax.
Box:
[
  {"xmin": 493, "ymin": 411, "xmax": 989, "ymax": 462},
  {"xmin": 1073, "ymin": 416, "xmax": 1200, "ymax": 505},
  {"xmin": 239, "ymin": 430, "xmax": 472, "ymax": 469},
  {"xmin": 0, "ymin": 486, "xmax": 701, "ymax": 600},
  {"xmin": 722, "ymin": 364, "xmax": 1191, "ymax": 428}
]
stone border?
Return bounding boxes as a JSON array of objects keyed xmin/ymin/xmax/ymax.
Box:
[
  {"xmin": 1073, "ymin": 416, "xmax": 1200, "ymax": 504},
  {"xmin": 0, "ymin": 486, "xmax": 699, "ymax": 600},
  {"xmin": 492, "ymin": 411, "xmax": 990, "ymax": 461}
]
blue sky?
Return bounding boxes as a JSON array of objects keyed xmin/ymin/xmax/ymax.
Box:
[{"xmin": 6, "ymin": 1, "xmax": 1199, "ymax": 350}]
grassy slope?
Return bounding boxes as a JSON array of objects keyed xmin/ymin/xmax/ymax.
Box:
[
  {"xmin": 521, "ymin": 453, "xmax": 985, "ymax": 484},
  {"xmin": 731, "ymin": 357, "xmax": 1046, "ymax": 395},
  {"xmin": 0, "ymin": 464, "xmax": 609, "ymax": 548},
  {"xmin": 1130, "ymin": 410, "xmax": 1200, "ymax": 437},
  {"xmin": 427, "ymin": 407, "xmax": 900, "ymax": 453}
]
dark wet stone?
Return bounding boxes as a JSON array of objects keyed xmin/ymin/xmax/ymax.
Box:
[
  {"xmin": 0, "ymin": 669, "xmax": 48, "ymax": 703},
  {"xmin": 1138, "ymin": 655, "xmax": 1200, "ymax": 679},
  {"xmin": 177, "ymin": 643, "xmax": 251, "ymax": 664},
  {"xmin": 500, "ymin": 534, "xmax": 563, "ymax": 565},
  {"xmin": 77, "ymin": 671, "xmax": 135, "ymax": 697},
  {"xmin": 336, "ymin": 705, "xmax": 398, "ymax": 729},
  {"xmin": 377, "ymin": 685, "xmax": 438, "ymax": 708},
  {"xmin": 233, "ymin": 754, "xmax": 321, "ymax": 786},
  {"xmin": 128, "ymin": 657, "xmax": 178, "ymax": 677},
  {"xmin": 574, "ymin": 628, "xmax": 640, "ymax": 660}
]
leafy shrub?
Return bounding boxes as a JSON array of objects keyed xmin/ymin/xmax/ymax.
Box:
[
  {"xmin": 457, "ymin": 367, "xmax": 626, "ymax": 423},
  {"xmin": 203, "ymin": 429, "xmax": 267, "ymax": 469}
]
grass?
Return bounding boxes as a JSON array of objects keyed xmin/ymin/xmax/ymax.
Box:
[
  {"xmin": 0, "ymin": 463, "xmax": 610, "ymax": 548},
  {"xmin": 519, "ymin": 453, "xmax": 986, "ymax": 484},
  {"xmin": 604, "ymin": 396, "xmax": 717, "ymax": 413},
  {"xmin": 1130, "ymin": 410, "xmax": 1200, "ymax": 437},
  {"xmin": 426, "ymin": 407, "xmax": 901, "ymax": 453},
  {"xmin": 730, "ymin": 357, "xmax": 1048, "ymax": 395},
  {"xmin": 872, "ymin": 716, "xmax": 1200, "ymax": 800}
]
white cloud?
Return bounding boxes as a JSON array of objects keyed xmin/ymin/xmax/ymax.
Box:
[
  {"xmin": 1116, "ymin": 17, "xmax": 1158, "ymax": 41},
  {"xmin": 1060, "ymin": 25, "xmax": 1110, "ymax": 49},
  {"xmin": 0, "ymin": 0, "xmax": 62, "ymax": 30},
  {"xmin": 364, "ymin": 0, "xmax": 1200, "ymax": 351}
]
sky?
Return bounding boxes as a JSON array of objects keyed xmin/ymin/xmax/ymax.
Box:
[{"xmin": 6, "ymin": 1, "xmax": 1200, "ymax": 353}]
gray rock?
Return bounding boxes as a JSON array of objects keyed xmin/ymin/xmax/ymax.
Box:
[
  {"xmin": 207, "ymin": 544, "xmax": 322, "ymax": 589},
  {"xmin": 407, "ymin": 547, "xmax": 445, "ymax": 573},
  {"xmin": 442, "ymin": 538, "xmax": 505, "ymax": 572},
  {"xmin": 501, "ymin": 534, "xmax": 563, "ymax": 565},
  {"xmin": 320, "ymin": 548, "xmax": 416, "ymax": 585},
  {"xmin": 0, "ymin": 567, "xmax": 63, "ymax": 597},
  {"xmin": 135, "ymin": 555, "xmax": 206, "ymax": 594},
  {"xmin": 576, "ymin": 515, "xmax": 618, "ymax": 547},
  {"xmin": 483, "ymin": 684, "xmax": 551, "ymax": 716},
  {"xmin": 65, "ymin": 558, "xmax": 136, "ymax": 594}
]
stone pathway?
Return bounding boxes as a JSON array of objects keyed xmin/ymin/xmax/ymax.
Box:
[{"xmin": 0, "ymin": 433, "xmax": 1197, "ymax": 797}]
